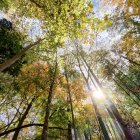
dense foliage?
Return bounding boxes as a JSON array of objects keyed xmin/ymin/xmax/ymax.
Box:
[{"xmin": 0, "ymin": 0, "xmax": 139, "ymax": 140}]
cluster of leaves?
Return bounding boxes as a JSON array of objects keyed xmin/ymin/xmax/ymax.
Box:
[
  {"xmin": 0, "ymin": 59, "xmax": 98, "ymax": 139},
  {"xmin": 12, "ymin": 0, "xmax": 95, "ymax": 43},
  {"xmin": 0, "ymin": 18, "xmax": 26, "ymax": 76},
  {"xmin": 1, "ymin": 0, "xmax": 133, "ymax": 139},
  {"xmin": 17, "ymin": 61, "xmax": 50, "ymax": 96},
  {"xmin": 0, "ymin": 0, "xmax": 11, "ymax": 11}
]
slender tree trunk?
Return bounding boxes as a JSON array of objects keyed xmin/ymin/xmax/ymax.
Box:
[
  {"xmin": 114, "ymin": 79, "xmax": 140, "ymax": 107},
  {"xmin": 12, "ymin": 97, "xmax": 35, "ymax": 140},
  {"xmin": 109, "ymin": 102, "xmax": 134, "ymax": 140},
  {"xmin": 65, "ymin": 67, "xmax": 78, "ymax": 140},
  {"xmin": 75, "ymin": 54, "xmax": 110, "ymax": 140},
  {"xmin": 114, "ymin": 73, "xmax": 140, "ymax": 100},
  {"xmin": 41, "ymin": 61, "xmax": 57, "ymax": 140},
  {"xmin": 107, "ymin": 108, "xmax": 126, "ymax": 140},
  {"xmin": 105, "ymin": 120, "xmax": 113, "ymax": 140},
  {"xmin": 75, "ymin": 45, "xmax": 134, "ymax": 139},
  {"xmin": 68, "ymin": 122, "xmax": 72, "ymax": 140},
  {"xmin": 90, "ymin": 92, "xmax": 110, "ymax": 140},
  {"xmin": 81, "ymin": 54, "xmax": 134, "ymax": 140},
  {"xmin": 107, "ymin": 119, "xmax": 118, "ymax": 140},
  {"xmin": 0, "ymin": 39, "xmax": 44, "ymax": 72},
  {"xmin": 121, "ymin": 56, "xmax": 140, "ymax": 66},
  {"xmin": 84, "ymin": 131, "xmax": 89, "ymax": 140},
  {"xmin": 106, "ymin": 119, "xmax": 118, "ymax": 140}
]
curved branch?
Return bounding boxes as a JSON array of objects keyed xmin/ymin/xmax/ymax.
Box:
[
  {"xmin": 121, "ymin": 56, "xmax": 140, "ymax": 66},
  {"xmin": 0, "ymin": 123, "xmax": 67, "ymax": 137}
]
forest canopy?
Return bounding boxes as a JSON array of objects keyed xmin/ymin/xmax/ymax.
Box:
[{"xmin": 0, "ymin": 0, "xmax": 140, "ymax": 140}]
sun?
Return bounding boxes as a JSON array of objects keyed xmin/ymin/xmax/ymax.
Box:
[{"xmin": 93, "ymin": 90, "xmax": 104, "ymax": 99}]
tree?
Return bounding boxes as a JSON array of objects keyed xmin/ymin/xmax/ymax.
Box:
[
  {"xmin": 0, "ymin": 18, "xmax": 26, "ymax": 75},
  {"xmin": 41, "ymin": 58, "xmax": 58, "ymax": 140},
  {"xmin": 1, "ymin": 0, "xmax": 140, "ymax": 139},
  {"xmin": 0, "ymin": 0, "xmax": 94, "ymax": 71}
]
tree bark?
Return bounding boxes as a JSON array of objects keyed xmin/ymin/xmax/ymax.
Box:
[
  {"xmin": 107, "ymin": 108, "xmax": 126, "ymax": 140},
  {"xmin": 75, "ymin": 52, "xmax": 110, "ymax": 140},
  {"xmin": 68, "ymin": 122, "xmax": 72, "ymax": 140},
  {"xmin": 84, "ymin": 131, "xmax": 89, "ymax": 140},
  {"xmin": 81, "ymin": 55, "xmax": 134, "ymax": 140},
  {"xmin": 90, "ymin": 90, "xmax": 110, "ymax": 140},
  {"xmin": 41, "ymin": 61, "xmax": 57, "ymax": 140},
  {"xmin": 0, "ymin": 39, "xmax": 44, "ymax": 72},
  {"xmin": 12, "ymin": 97, "xmax": 35, "ymax": 140},
  {"xmin": 114, "ymin": 79, "xmax": 140, "ymax": 107},
  {"xmin": 65, "ymin": 66, "xmax": 78, "ymax": 140},
  {"xmin": 121, "ymin": 56, "xmax": 140, "ymax": 67}
]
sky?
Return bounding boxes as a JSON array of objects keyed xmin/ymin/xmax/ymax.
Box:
[
  {"xmin": 93, "ymin": 0, "xmax": 116, "ymax": 18},
  {"xmin": 0, "ymin": 0, "xmax": 130, "ymax": 129},
  {"xmin": 0, "ymin": 1, "xmax": 122, "ymax": 51},
  {"xmin": 92, "ymin": 0, "xmax": 125, "ymax": 50},
  {"xmin": 0, "ymin": 11, "xmax": 7, "ymax": 19}
]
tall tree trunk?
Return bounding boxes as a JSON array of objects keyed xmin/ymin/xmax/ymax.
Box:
[
  {"xmin": 109, "ymin": 102, "xmax": 134, "ymax": 140},
  {"xmin": 75, "ymin": 54, "xmax": 110, "ymax": 140},
  {"xmin": 107, "ymin": 108, "xmax": 126, "ymax": 140},
  {"xmin": 12, "ymin": 97, "xmax": 35, "ymax": 140},
  {"xmin": 81, "ymin": 55, "xmax": 134, "ymax": 140},
  {"xmin": 114, "ymin": 79, "xmax": 140, "ymax": 107},
  {"xmin": 68, "ymin": 122, "xmax": 72, "ymax": 140},
  {"xmin": 84, "ymin": 131, "xmax": 89, "ymax": 140},
  {"xmin": 0, "ymin": 39, "xmax": 44, "ymax": 72},
  {"xmin": 41, "ymin": 61, "xmax": 57, "ymax": 140},
  {"xmin": 89, "ymin": 89, "xmax": 110, "ymax": 140},
  {"xmin": 108, "ymin": 119, "xmax": 120, "ymax": 140},
  {"xmin": 65, "ymin": 67, "xmax": 78, "ymax": 140},
  {"xmin": 105, "ymin": 120, "xmax": 114, "ymax": 140},
  {"xmin": 117, "ymin": 77, "xmax": 140, "ymax": 101}
]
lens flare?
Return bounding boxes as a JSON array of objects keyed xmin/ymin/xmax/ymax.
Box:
[{"xmin": 93, "ymin": 90, "xmax": 104, "ymax": 99}]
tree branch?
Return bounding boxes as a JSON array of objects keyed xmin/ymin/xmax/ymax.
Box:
[
  {"xmin": 29, "ymin": 0, "xmax": 45, "ymax": 8},
  {"xmin": 0, "ymin": 38, "xmax": 45, "ymax": 71},
  {"xmin": 0, "ymin": 123, "xmax": 67, "ymax": 137},
  {"xmin": 121, "ymin": 56, "xmax": 140, "ymax": 66}
]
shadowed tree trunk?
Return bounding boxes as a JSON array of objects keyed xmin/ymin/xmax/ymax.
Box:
[
  {"xmin": 81, "ymin": 54, "xmax": 134, "ymax": 140},
  {"xmin": 121, "ymin": 56, "xmax": 140, "ymax": 66},
  {"xmin": 107, "ymin": 108, "xmax": 126, "ymax": 140},
  {"xmin": 68, "ymin": 122, "xmax": 72, "ymax": 140},
  {"xmin": 89, "ymin": 89, "xmax": 110, "ymax": 140},
  {"xmin": 64, "ymin": 66, "xmax": 78, "ymax": 140},
  {"xmin": 75, "ymin": 49, "xmax": 110, "ymax": 140},
  {"xmin": 12, "ymin": 97, "xmax": 36, "ymax": 140},
  {"xmin": 41, "ymin": 60, "xmax": 57, "ymax": 140},
  {"xmin": 84, "ymin": 130, "xmax": 89, "ymax": 140}
]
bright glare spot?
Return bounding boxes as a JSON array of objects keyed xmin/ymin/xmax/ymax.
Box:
[{"xmin": 93, "ymin": 90, "xmax": 104, "ymax": 99}]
